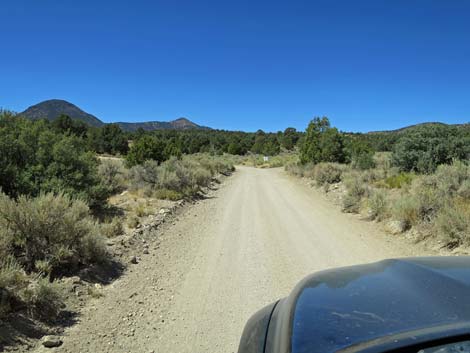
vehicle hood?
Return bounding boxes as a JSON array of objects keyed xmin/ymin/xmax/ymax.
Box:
[{"xmin": 268, "ymin": 257, "xmax": 470, "ymax": 353}]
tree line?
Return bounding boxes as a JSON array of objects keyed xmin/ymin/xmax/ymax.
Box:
[
  {"xmin": 299, "ymin": 118, "xmax": 470, "ymax": 173},
  {"xmin": 3, "ymin": 110, "xmax": 470, "ymax": 209}
]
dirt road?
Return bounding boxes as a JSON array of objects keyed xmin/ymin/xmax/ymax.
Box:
[{"xmin": 45, "ymin": 166, "xmax": 430, "ymax": 353}]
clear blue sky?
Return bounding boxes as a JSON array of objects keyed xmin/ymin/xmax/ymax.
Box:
[{"xmin": 1, "ymin": 0, "xmax": 470, "ymax": 132}]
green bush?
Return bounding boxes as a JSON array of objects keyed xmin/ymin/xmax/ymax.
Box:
[
  {"xmin": 126, "ymin": 135, "xmax": 166, "ymax": 167},
  {"xmin": 384, "ymin": 172, "xmax": 414, "ymax": 189},
  {"xmin": 88, "ymin": 124, "xmax": 129, "ymax": 155},
  {"xmin": 314, "ymin": 163, "xmax": 343, "ymax": 185},
  {"xmin": 153, "ymin": 188, "xmax": 183, "ymax": 201},
  {"xmin": 300, "ymin": 117, "xmax": 345, "ymax": 164},
  {"xmin": 391, "ymin": 124, "xmax": 470, "ymax": 173},
  {"xmin": 0, "ymin": 192, "xmax": 107, "ymax": 276},
  {"xmin": 349, "ymin": 140, "xmax": 376, "ymax": 170},
  {"xmin": 0, "ymin": 116, "xmax": 110, "ymax": 208}
]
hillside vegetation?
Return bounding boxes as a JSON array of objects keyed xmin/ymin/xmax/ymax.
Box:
[{"xmin": 287, "ymin": 117, "xmax": 470, "ymax": 250}]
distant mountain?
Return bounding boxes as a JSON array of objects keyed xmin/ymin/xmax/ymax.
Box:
[
  {"xmin": 18, "ymin": 99, "xmax": 210, "ymax": 131},
  {"xmin": 367, "ymin": 122, "xmax": 470, "ymax": 134},
  {"xmin": 116, "ymin": 118, "xmax": 210, "ymax": 131},
  {"xmin": 20, "ymin": 99, "xmax": 104, "ymax": 127}
]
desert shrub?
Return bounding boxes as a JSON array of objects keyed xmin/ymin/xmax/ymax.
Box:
[
  {"xmin": 129, "ymin": 155, "xmax": 233, "ymax": 199},
  {"xmin": 100, "ymin": 218, "xmax": 124, "ymax": 238},
  {"xmin": 87, "ymin": 284, "xmax": 104, "ymax": 298},
  {"xmin": 433, "ymin": 161, "xmax": 469, "ymax": 195},
  {"xmin": 314, "ymin": 163, "xmax": 343, "ymax": 185},
  {"xmin": 342, "ymin": 193, "xmax": 362, "ymax": 213},
  {"xmin": 285, "ymin": 162, "xmax": 303, "ymax": 176},
  {"xmin": 342, "ymin": 177, "xmax": 367, "ymax": 213},
  {"xmin": 0, "ymin": 192, "xmax": 107, "ymax": 276},
  {"xmin": 98, "ymin": 159, "xmax": 127, "ymax": 193},
  {"xmin": 374, "ymin": 152, "xmax": 392, "ymax": 172},
  {"xmin": 191, "ymin": 154, "xmax": 235, "ymax": 175},
  {"xmin": 458, "ymin": 179, "xmax": 470, "ymax": 199},
  {"xmin": 368, "ymin": 190, "xmax": 389, "ymax": 221},
  {"xmin": 285, "ymin": 162, "xmax": 315, "ymax": 178},
  {"xmin": 134, "ymin": 202, "xmax": 150, "ymax": 217},
  {"xmin": 384, "ymin": 172, "xmax": 414, "ymax": 189},
  {"xmin": 128, "ymin": 160, "xmax": 160, "ymax": 190},
  {"xmin": 434, "ymin": 205, "xmax": 470, "ymax": 248},
  {"xmin": 20, "ymin": 277, "xmax": 63, "ymax": 320},
  {"xmin": 126, "ymin": 215, "xmax": 140, "ymax": 229},
  {"xmin": 0, "ymin": 257, "xmax": 28, "ymax": 317},
  {"xmin": 391, "ymin": 195, "xmax": 419, "ymax": 231},
  {"xmin": 413, "ymin": 181, "xmax": 444, "ymax": 222}
]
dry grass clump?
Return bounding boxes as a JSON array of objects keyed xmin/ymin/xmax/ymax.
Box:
[
  {"xmin": 368, "ymin": 190, "xmax": 389, "ymax": 221},
  {"xmin": 100, "ymin": 217, "xmax": 124, "ymax": 238},
  {"xmin": 285, "ymin": 162, "xmax": 315, "ymax": 178},
  {"xmin": 190, "ymin": 154, "xmax": 236, "ymax": 175},
  {"xmin": 391, "ymin": 195, "xmax": 419, "ymax": 231},
  {"xmin": 341, "ymin": 172, "xmax": 369, "ymax": 213},
  {"xmin": 434, "ymin": 204, "xmax": 470, "ymax": 248},
  {"xmin": 0, "ymin": 257, "xmax": 63, "ymax": 320}
]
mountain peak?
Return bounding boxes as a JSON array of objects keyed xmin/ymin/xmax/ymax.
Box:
[
  {"xmin": 19, "ymin": 99, "xmax": 104, "ymax": 127},
  {"xmin": 19, "ymin": 99, "xmax": 211, "ymax": 131}
]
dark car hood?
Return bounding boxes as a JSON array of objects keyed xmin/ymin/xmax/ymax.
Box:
[{"xmin": 268, "ymin": 257, "xmax": 470, "ymax": 353}]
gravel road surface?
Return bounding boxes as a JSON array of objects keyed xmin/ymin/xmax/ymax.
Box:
[{"xmin": 40, "ymin": 166, "xmax": 430, "ymax": 353}]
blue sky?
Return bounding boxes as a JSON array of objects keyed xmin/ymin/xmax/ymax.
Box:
[{"xmin": 1, "ymin": 0, "xmax": 470, "ymax": 132}]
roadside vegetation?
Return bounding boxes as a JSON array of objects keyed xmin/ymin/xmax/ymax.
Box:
[
  {"xmin": 0, "ymin": 111, "xmax": 236, "ymax": 335},
  {"xmin": 287, "ymin": 117, "xmax": 470, "ymax": 251},
  {"xmin": 3, "ymin": 107, "xmax": 470, "ymax": 346}
]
